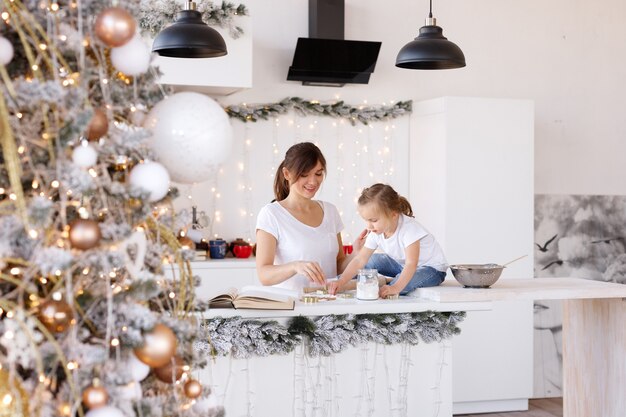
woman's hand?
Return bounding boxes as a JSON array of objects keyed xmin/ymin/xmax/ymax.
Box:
[
  {"xmin": 294, "ymin": 261, "xmax": 326, "ymax": 286},
  {"xmin": 352, "ymin": 229, "xmax": 370, "ymax": 253},
  {"xmin": 379, "ymin": 284, "xmax": 401, "ymax": 299},
  {"xmin": 327, "ymin": 280, "xmax": 343, "ymax": 295}
]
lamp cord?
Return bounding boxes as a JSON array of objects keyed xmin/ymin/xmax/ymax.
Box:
[{"xmin": 429, "ymin": 0, "xmax": 433, "ymax": 18}]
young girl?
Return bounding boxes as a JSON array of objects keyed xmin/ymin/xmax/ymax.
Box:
[{"xmin": 328, "ymin": 183, "xmax": 447, "ymax": 297}]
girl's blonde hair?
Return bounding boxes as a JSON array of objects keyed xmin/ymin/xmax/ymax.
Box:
[
  {"xmin": 358, "ymin": 183, "xmax": 414, "ymax": 217},
  {"xmin": 273, "ymin": 142, "xmax": 327, "ymax": 201}
]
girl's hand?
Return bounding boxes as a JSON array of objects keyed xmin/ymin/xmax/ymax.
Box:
[
  {"xmin": 379, "ymin": 284, "xmax": 401, "ymax": 299},
  {"xmin": 327, "ymin": 280, "xmax": 343, "ymax": 295},
  {"xmin": 352, "ymin": 229, "xmax": 369, "ymax": 253},
  {"xmin": 294, "ymin": 261, "xmax": 326, "ymax": 286}
]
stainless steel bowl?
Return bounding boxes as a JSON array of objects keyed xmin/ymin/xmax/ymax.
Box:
[{"xmin": 449, "ymin": 264, "xmax": 504, "ymax": 288}]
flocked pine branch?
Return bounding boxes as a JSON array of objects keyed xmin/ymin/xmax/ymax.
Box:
[
  {"xmin": 198, "ymin": 312, "xmax": 465, "ymax": 358},
  {"xmin": 225, "ymin": 97, "xmax": 413, "ymax": 126}
]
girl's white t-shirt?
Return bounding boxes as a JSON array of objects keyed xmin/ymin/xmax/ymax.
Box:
[
  {"xmin": 364, "ymin": 214, "xmax": 448, "ymax": 272},
  {"xmin": 256, "ymin": 200, "xmax": 343, "ymax": 291}
]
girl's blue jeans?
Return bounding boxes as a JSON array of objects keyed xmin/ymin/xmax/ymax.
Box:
[{"xmin": 364, "ymin": 253, "xmax": 446, "ymax": 295}]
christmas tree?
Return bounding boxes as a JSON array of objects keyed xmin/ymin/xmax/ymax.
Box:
[{"xmin": 0, "ymin": 1, "xmax": 234, "ymax": 416}]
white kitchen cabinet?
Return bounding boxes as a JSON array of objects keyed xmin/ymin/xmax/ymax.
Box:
[{"xmin": 409, "ymin": 97, "xmax": 535, "ymax": 414}]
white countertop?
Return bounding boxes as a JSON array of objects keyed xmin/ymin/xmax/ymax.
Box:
[
  {"xmin": 201, "ymin": 296, "xmax": 491, "ymax": 319},
  {"xmin": 417, "ymin": 277, "xmax": 626, "ymax": 302},
  {"xmin": 201, "ymin": 277, "xmax": 626, "ymax": 319}
]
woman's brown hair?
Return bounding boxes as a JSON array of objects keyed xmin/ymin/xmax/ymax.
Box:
[
  {"xmin": 358, "ymin": 183, "xmax": 414, "ymax": 217},
  {"xmin": 273, "ymin": 142, "xmax": 327, "ymax": 201}
]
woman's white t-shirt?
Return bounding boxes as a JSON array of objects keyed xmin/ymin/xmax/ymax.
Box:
[
  {"xmin": 256, "ymin": 201, "xmax": 343, "ymax": 291},
  {"xmin": 364, "ymin": 214, "xmax": 447, "ymax": 272}
]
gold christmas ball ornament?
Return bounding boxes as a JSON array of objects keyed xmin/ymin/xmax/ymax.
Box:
[
  {"xmin": 69, "ymin": 219, "xmax": 102, "ymax": 250},
  {"xmin": 153, "ymin": 355, "xmax": 185, "ymax": 383},
  {"xmin": 38, "ymin": 299, "xmax": 74, "ymax": 333},
  {"xmin": 86, "ymin": 108, "xmax": 109, "ymax": 141},
  {"xmin": 82, "ymin": 384, "xmax": 108, "ymax": 410},
  {"xmin": 133, "ymin": 323, "xmax": 177, "ymax": 368},
  {"xmin": 183, "ymin": 379, "xmax": 202, "ymax": 399},
  {"xmin": 0, "ymin": 369, "xmax": 28, "ymax": 417},
  {"xmin": 178, "ymin": 236, "xmax": 195, "ymax": 250},
  {"xmin": 94, "ymin": 7, "xmax": 136, "ymax": 47}
]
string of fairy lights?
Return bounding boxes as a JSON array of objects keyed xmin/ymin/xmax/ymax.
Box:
[{"xmin": 180, "ymin": 101, "xmax": 410, "ymax": 246}]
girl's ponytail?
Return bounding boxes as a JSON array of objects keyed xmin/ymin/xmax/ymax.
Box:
[{"xmin": 397, "ymin": 196, "xmax": 414, "ymax": 217}]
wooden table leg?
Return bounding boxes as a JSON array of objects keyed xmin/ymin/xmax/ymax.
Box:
[{"xmin": 562, "ymin": 298, "xmax": 626, "ymax": 417}]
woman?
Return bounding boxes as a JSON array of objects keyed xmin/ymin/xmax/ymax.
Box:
[{"xmin": 255, "ymin": 142, "xmax": 365, "ymax": 291}]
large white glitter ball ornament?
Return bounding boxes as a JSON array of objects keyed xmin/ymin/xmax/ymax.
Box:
[
  {"xmin": 72, "ymin": 143, "xmax": 98, "ymax": 167},
  {"xmin": 128, "ymin": 161, "xmax": 170, "ymax": 202},
  {"xmin": 85, "ymin": 405, "xmax": 125, "ymax": 417},
  {"xmin": 111, "ymin": 35, "xmax": 151, "ymax": 76},
  {"xmin": 144, "ymin": 92, "xmax": 233, "ymax": 184},
  {"xmin": 128, "ymin": 351, "xmax": 150, "ymax": 381},
  {"xmin": 0, "ymin": 36, "xmax": 14, "ymax": 65}
]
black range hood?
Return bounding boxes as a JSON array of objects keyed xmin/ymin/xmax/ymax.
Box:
[{"xmin": 287, "ymin": 0, "xmax": 382, "ymax": 87}]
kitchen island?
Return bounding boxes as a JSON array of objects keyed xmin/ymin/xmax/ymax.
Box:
[
  {"xmin": 195, "ymin": 278, "xmax": 625, "ymax": 417},
  {"xmin": 198, "ymin": 296, "xmax": 488, "ymax": 417}
]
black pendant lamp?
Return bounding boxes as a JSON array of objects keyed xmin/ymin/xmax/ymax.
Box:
[
  {"xmin": 395, "ymin": 0, "xmax": 465, "ymax": 69},
  {"xmin": 152, "ymin": 0, "xmax": 227, "ymax": 58}
]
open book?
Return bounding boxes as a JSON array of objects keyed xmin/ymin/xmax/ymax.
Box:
[{"xmin": 208, "ymin": 286, "xmax": 297, "ymax": 310}]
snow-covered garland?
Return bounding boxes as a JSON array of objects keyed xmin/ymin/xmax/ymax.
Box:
[
  {"xmin": 225, "ymin": 97, "xmax": 413, "ymax": 126},
  {"xmin": 196, "ymin": 311, "xmax": 465, "ymax": 358},
  {"xmin": 138, "ymin": 0, "xmax": 249, "ymax": 39}
]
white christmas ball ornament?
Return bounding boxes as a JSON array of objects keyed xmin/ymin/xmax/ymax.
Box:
[
  {"xmin": 186, "ymin": 228, "xmax": 203, "ymax": 243},
  {"xmin": 129, "ymin": 161, "xmax": 170, "ymax": 202},
  {"xmin": 144, "ymin": 92, "xmax": 233, "ymax": 183},
  {"xmin": 72, "ymin": 143, "xmax": 98, "ymax": 167},
  {"xmin": 111, "ymin": 35, "xmax": 151, "ymax": 76},
  {"xmin": 128, "ymin": 351, "xmax": 150, "ymax": 381},
  {"xmin": 85, "ymin": 405, "xmax": 125, "ymax": 417},
  {"xmin": 0, "ymin": 36, "xmax": 14, "ymax": 65}
]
